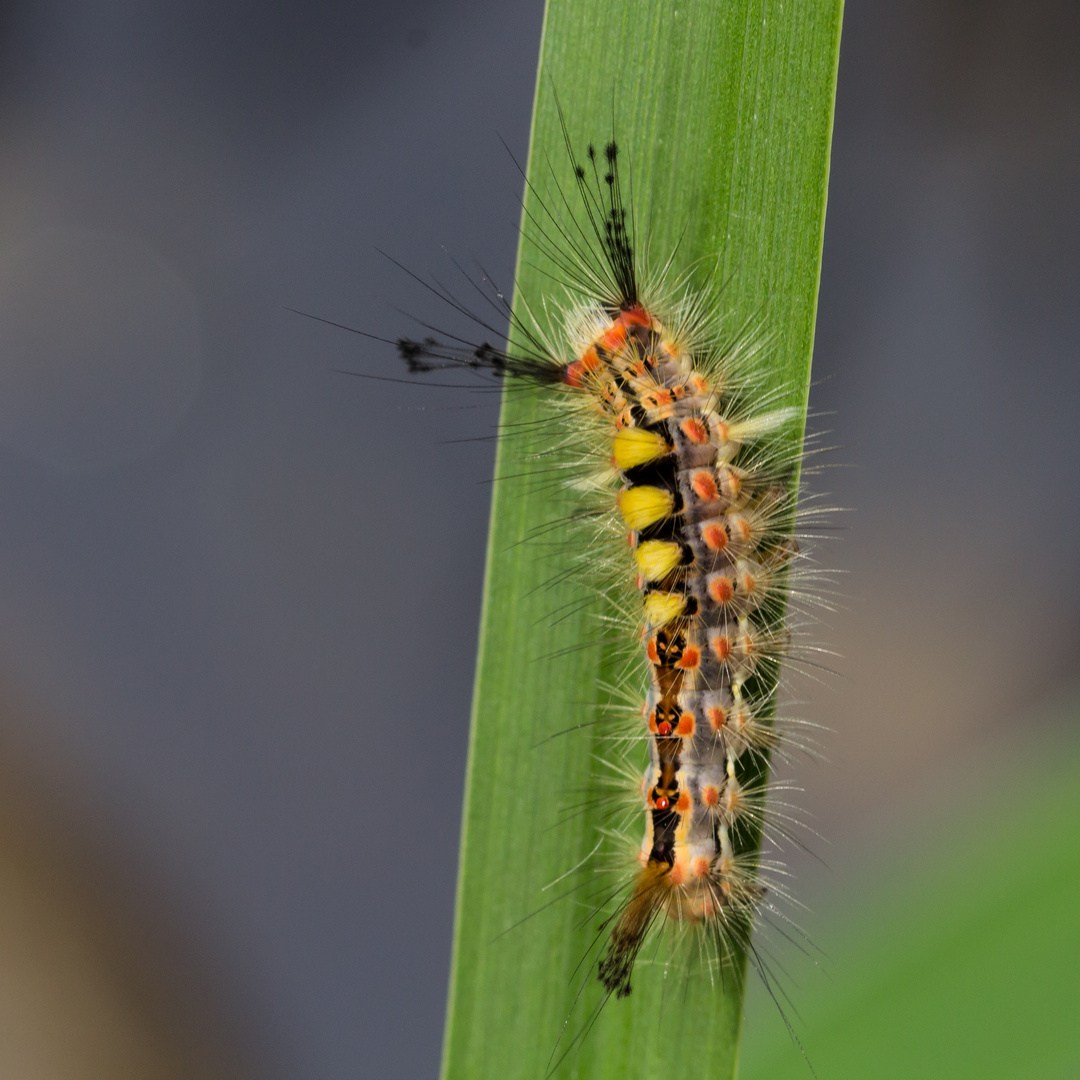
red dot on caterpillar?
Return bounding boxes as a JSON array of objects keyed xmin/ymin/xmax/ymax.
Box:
[
  {"xmin": 709, "ymin": 629, "xmax": 733, "ymax": 660},
  {"xmin": 709, "ymin": 574, "xmax": 735, "ymax": 604},
  {"xmin": 692, "ymin": 469, "xmax": 720, "ymax": 501},
  {"xmin": 680, "ymin": 417, "xmax": 709, "ymax": 444},
  {"xmin": 674, "ymin": 645, "xmax": 701, "ymax": 670},
  {"xmin": 701, "ymin": 521, "xmax": 729, "ymax": 552}
]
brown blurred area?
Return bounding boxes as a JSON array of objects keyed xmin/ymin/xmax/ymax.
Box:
[{"xmin": 0, "ymin": 686, "xmax": 254, "ymax": 1080}]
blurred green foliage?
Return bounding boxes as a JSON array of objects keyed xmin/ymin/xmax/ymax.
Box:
[{"xmin": 740, "ymin": 714, "xmax": 1080, "ymax": 1079}]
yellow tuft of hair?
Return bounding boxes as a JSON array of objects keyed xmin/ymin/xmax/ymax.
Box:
[
  {"xmin": 643, "ymin": 591, "xmax": 687, "ymax": 627},
  {"xmin": 618, "ymin": 486, "xmax": 675, "ymax": 529},
  {"xmin": 613, "ymin": 426, "xmax": 670, "ymax": 470},
  {"xmin": 634, "ymin": 540, "xmax": 682, "ymax": 582}
]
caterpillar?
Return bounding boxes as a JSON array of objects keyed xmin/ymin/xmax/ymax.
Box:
[{"xmin": 391, "ymin": 123, "xmax": 812, "ymax": 1012}]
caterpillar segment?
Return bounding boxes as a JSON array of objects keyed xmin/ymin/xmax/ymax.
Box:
[{"xmin": 558, "ymin": 304, "xmax": 795, "ymax": 998}]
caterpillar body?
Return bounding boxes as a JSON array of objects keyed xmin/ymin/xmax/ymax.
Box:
[{"xmin": 395, "ymin": 131, "xmax": 810, "ymax": 1008}]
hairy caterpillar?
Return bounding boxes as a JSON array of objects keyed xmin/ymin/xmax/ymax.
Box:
[
  {"xmin": 296, "ymin": 103, "xmax": 829, "ymax": 1077},
  {"xmin": 390, "ymin": 122, "xmax": 814, "ymax": 1017}
]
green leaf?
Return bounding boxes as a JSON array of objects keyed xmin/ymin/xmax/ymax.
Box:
[
  {"xmin": 440, "ymin": 2, "xmax": 844, "ymax": 1078},
  {"xmin": 739, "ymin": 714, "xmax": 1080, "ymax": 1079}
]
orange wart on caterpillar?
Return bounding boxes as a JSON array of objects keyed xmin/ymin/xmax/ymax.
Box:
[{"xmin": 315, "ymin": 117, "xmax": 828, "ymax": 1061}]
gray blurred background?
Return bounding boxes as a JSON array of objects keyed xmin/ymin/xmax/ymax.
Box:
[{"xmin": 0, "ymin": 1, "xmax": 1076, "ymax": 1077}]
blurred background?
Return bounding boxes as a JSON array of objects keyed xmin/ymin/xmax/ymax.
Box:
[{"xmin": 0, "ymin": 1, "xmax": 1076, "ymax": 1078}]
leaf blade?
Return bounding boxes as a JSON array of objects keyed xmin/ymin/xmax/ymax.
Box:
[{"xmin": 441, "ymin": 3, "xmax": 844, "ymax": 1078}]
